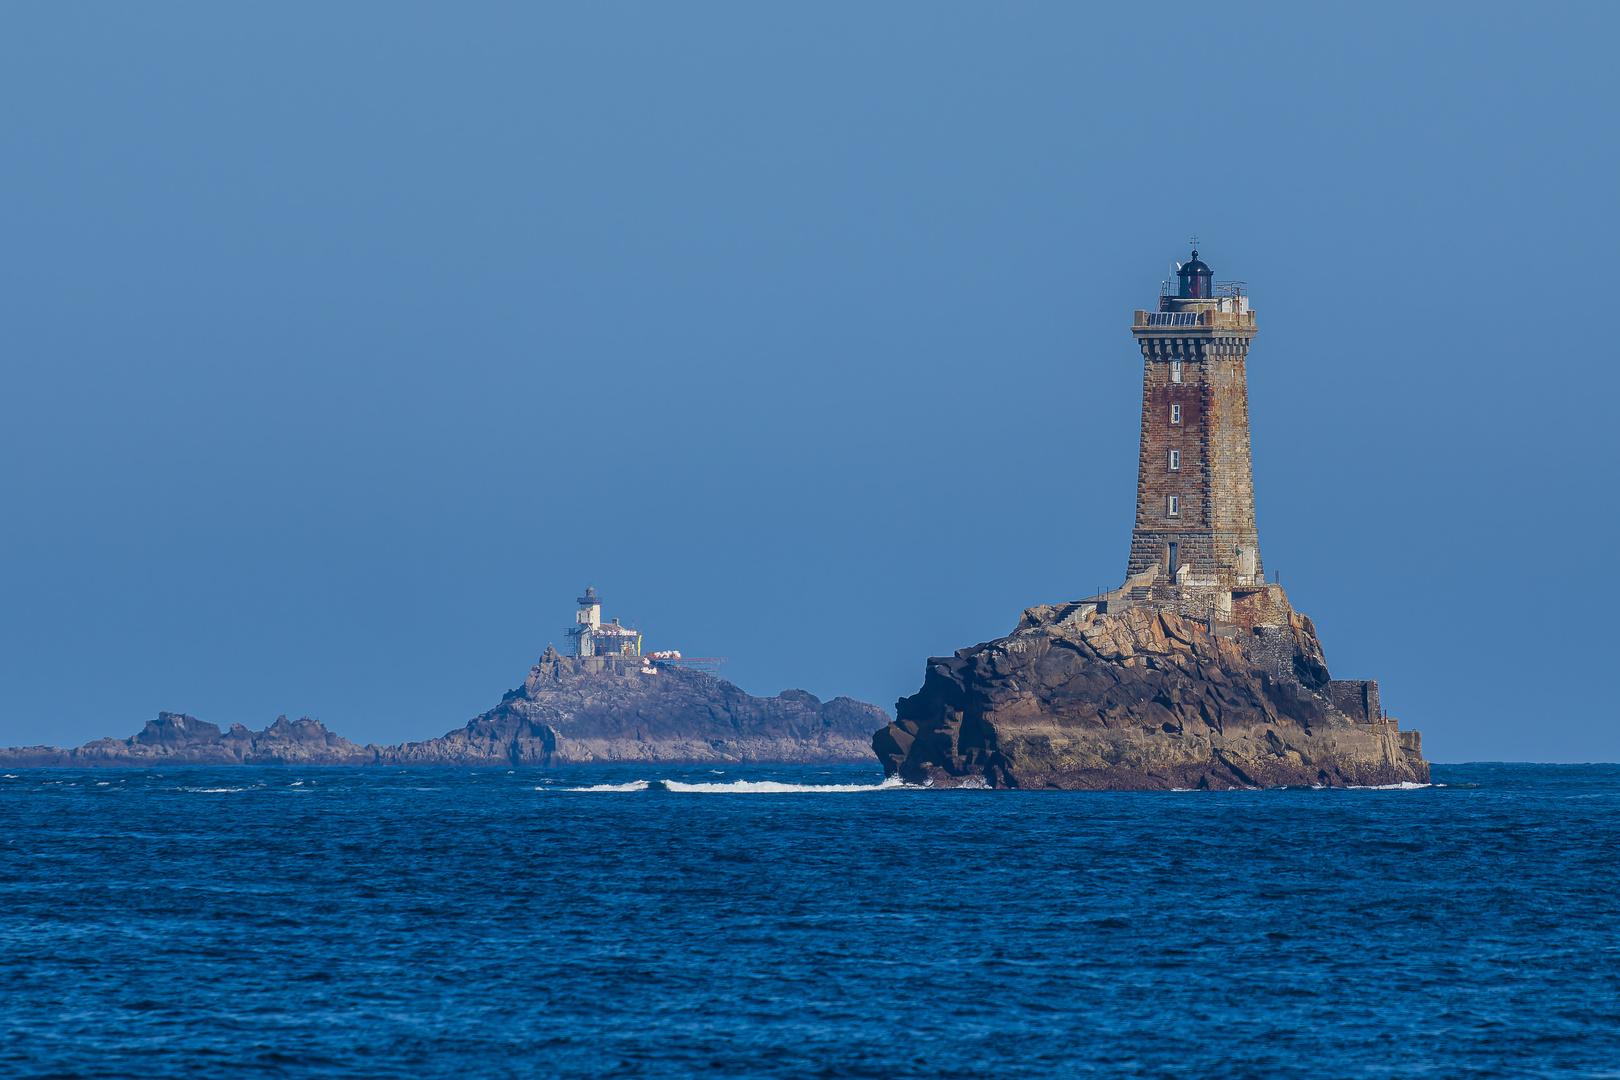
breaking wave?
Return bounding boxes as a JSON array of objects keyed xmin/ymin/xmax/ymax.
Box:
[
  {"xmin": 1347, "ymin": 781, "xmax": 1432, "ymax": 790},
  {"xmin": 556, "ymin": 777, "xmax": 911, "ymax": 794},
  {"xmin": 660, "ymin": 776, "xmax": 908, "ymax": 793}
]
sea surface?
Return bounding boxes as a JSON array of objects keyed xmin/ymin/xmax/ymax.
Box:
[{"xmin": 1, "ymin": 763, "xmax": 1618, "ymax": 1078}]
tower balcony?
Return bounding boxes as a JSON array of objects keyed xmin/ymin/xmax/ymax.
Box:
[{"xmin": 1135, "ymin": 308, "xmax": 1256, "ymax": 330}]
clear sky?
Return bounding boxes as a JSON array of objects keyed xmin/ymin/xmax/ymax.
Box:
[{"xmin": 0, "ymin": 3, "xmax": 1614, "ymax": 761}]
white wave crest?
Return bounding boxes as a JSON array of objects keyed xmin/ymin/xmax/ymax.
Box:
[
  {"xmin": 1347, "ymin": 781, "xmax": 1432, "ymax": 790},
  {"xmin": 180, "ymin": 787, "xmax": 249, "ymax": 793},
  {"xmin": 553, "ymin": 776, "xmax": 911, "ymax": 794},
  {"xmin": 660, "ymin": 776, "xmax": 908, "ymax": 794}
]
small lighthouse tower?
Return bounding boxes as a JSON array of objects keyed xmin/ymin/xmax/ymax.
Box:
[
  {"xmin": 1126, "ymin": 247, "xmax": 1262, "ymax": 611},
  {"xmin": 576, "ymin": 586, "xmax": 603, "ymax": 632}
]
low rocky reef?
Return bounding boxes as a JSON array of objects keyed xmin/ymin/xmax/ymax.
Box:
[
  {"xmin": 873, "ymin": 594, "xmax": 1427, "ymax": 790},
  {"xmin": 0, "ymin": 713, "xmax": 377, "ymax": 768},
  {"xmin": 0, "ymin": 648, "xmax": 885, "ymax": 768}
]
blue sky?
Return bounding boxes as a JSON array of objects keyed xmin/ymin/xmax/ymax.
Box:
[{"xmin": 0, "ymin": 3, "xmax": 1614, "ymax": 761}]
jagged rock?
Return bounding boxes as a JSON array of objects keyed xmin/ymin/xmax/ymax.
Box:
[
  {"xmin": 0, "ymin": 647, "xmax": 887, "ymax": 767},
  {"xmin": 873, "ymin": 599, "xmax": 1428, "ymax": 790}
]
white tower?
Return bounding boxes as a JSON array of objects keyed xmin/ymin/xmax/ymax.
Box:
[{"xmin": 577, "ymin": 586, "xmax": 603, "ymax": 633}]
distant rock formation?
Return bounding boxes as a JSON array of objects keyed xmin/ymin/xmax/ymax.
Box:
[
  {"xmin": 0, "ymin": 712, "xmax": 378, "ymax": 768},
  {"xmin": 873, "ymin": 594, "xmax": 1427, "ymax": 790},
  {"xmin": 0, "ymin": 648, "xmax": 886, "ymax": 767},
  {"xmin": 388, "ymin": 648, "xmax": 883, "ymax": 766}
]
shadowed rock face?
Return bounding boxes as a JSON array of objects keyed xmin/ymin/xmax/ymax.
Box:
[
  {"xmin": 873, "ymin": 603, "xmax": 1428, "ymax": 790},
  {"xmin": 0, "ymin": 648, "xmax": 887, "ymax": 767}
]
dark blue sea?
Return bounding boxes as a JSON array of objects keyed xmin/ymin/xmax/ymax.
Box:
[{"xmin": 2, "ymin": 764, "xmax": 1618, "ymax": 1078}]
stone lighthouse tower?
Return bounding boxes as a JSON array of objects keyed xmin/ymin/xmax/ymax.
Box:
[{"xmin": 1125, "ymin": 248, "xmax": 1263, "ymax": 613}]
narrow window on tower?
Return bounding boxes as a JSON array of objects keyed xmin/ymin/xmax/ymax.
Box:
[
  {"xmin": 1167, "ymin": 495, "xmax": 1180, "ymax": 518},
  {"xmin": 1168, "ymin": 449, "xmax": 1180, "ymax": 471},
  {"xmin": 1171, "ymin": 403, "xmax": 1182, "ymax": 424},
  {"xmin": 1170, "ymin": 360, "xmax": 1183, "ymax": 383}
]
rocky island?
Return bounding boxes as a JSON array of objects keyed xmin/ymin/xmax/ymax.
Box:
[
  {"xmin": 873, "ymin": 592, "xmax": 1425, "ymax": 790},
  {"xmin": 873, "ymin": 248, "xmax": 1429, "ymax": 789},
  {"xmin": 388, "ymin": 646, "xmax": 882, "ymax": 767},
  {"xmin": 0, "ymin": 647, "xmax": 885, "ymax": 768}
]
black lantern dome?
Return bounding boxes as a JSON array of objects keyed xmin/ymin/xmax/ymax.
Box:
[{"xmin": 1176, "ymin": 250, "xmax": 1214, "ymax": 299}]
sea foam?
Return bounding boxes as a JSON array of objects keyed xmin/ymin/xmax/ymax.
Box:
[
  {"xmin": 659, "ymin": 776, "xmax": 908, "ymax": 794},
  {"xmin": 557, "ymin": 776, "xmax": 911, "ymax": 794},
  {"xmin": 1347, "ymin": 781, "xmax": 1432, "ymax": 790}
]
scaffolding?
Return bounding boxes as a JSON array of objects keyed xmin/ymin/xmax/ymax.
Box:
[{"xmin": 565, "ymin": 623, "xmax": 641, "ymax": 657}]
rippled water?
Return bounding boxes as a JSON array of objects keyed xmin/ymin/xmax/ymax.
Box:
[{"xmin": 2, "ymin": 763, "xmax": 1618, "ymax": 1077}]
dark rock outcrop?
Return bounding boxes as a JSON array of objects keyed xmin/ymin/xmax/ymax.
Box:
[
  {"xmin": 0, "ymin": 648, "xmax": 886, "ymax": 767},
  {"xmin": 873, "ymin": 598, "xmax": 1428, "ymax": 790}
]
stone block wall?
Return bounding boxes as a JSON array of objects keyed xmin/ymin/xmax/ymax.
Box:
[
  {"xmin": 1229, "ymin": 584, "xmax": 1291, "ymax": 628},
  {"xmin": 1397, "ymin": 729, "xmax": 1422, "ymax": 761},
  {"xmin": 575, "ymin": 656, "xmax": 643, "ymax": 678},
  {"xmin": 1205, "ymin": 355, "xmax": 1260, "ymax": 541},
  {"xmin": 1245, "ymin": 624, "xmax": 1302, "ymax": 684},
  {"xmin": 1328, "ymin": 679, "xmax": 1382, "ymax": 723},
  {"xmin": 1128, "ymin": 530, "xmax": 1218, "ymax": 586},
  {"xmin": 1126, "ymin": 327, "xmax": 1261, "ymax": 587}
]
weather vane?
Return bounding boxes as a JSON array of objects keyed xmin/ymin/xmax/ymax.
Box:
[{"xmin": 1189, "ymin": 234, "xmax": 1199, "ymax": 251}]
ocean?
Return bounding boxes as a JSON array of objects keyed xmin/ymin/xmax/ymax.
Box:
[{"xmin": 1, "ymin": 763, "xmax": 1617, "ymax": 1078}]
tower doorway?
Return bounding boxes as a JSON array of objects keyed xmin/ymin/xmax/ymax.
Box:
[{"xmin": 1168, "ymin": 542, "xmax": 1179, "ymax": 576}]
